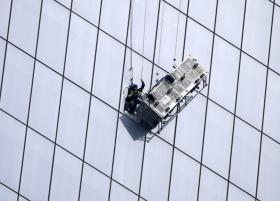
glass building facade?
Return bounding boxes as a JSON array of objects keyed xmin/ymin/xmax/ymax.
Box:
[{"xmin": 0, "ymin": 0, "xmax": 280, "ymax": 200}]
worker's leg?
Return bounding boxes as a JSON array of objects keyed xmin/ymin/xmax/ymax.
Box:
[{"xmin": 128, "ymin": 100, "xmax": 137, "ymax": 113}]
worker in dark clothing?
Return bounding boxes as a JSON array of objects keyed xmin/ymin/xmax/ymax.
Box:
[{"xmin": 125, "ymin": 79, "xmax": 145, "ymax": 114}]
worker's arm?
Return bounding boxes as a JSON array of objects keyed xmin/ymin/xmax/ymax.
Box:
[{"xmin": 139, "ymin": 79, "xmax": 145, "ymax": 92}]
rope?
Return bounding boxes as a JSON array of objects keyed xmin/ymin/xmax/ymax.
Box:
[
  {"xmin": 173, "ymin": 0, "xmax": 182, "ymax": 65},
  {"xmin": 129, "ymin": 0, "xmax": 134, "ymax": 84},
  {"xmin": 156, "ymin": 2, "xmax": 166, "ymax": 81},
  {"xmin": 140, "ymin": 0, "xmax": 147, "ymax": 80}
]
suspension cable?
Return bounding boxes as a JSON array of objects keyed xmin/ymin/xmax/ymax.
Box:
[
  {"xmin": 140, "ymin": 0, "xmax": 147, "ymax": 80},
  {"xmin": 173, "ymin": 0, "xmax": 182, "ymax": 65},
  {"xmin": 129, "ymin": 0, "xmax": 134, "ymax": 84},
  {"xmin": 155, "ymin": 2, "xmax": 166, "ymax": 81}
]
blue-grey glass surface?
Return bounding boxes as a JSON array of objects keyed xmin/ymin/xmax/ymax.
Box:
[{"xmin": 0, "ymin": 0, "xmax": 280, "ymax": 200}]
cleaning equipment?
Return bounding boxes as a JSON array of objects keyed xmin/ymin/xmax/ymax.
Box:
[{"xmin": 123, "ymin": 56, "xmax": 208, "ymax": 134}]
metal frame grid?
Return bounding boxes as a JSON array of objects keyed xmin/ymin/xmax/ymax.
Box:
[{"xmin": 0, "ymin": 0, "xmax": 279, "ymax": 200}]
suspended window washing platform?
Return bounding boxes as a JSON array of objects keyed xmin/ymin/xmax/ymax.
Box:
[{"xmin": 123, "ymin": 56, "xmax": 208, "ymax": 134}]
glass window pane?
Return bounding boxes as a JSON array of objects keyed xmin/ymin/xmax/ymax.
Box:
[
  {"xmin": 57, "ymin": 80, "xmax": 90, "ymax": 158},
  {"xmin": 49, "ymin": 147, "xmax": 82, "ymax": 201},
  {"xmin": 0, "ymin": 111, "xmax": 25, "ymax": 190},
  {"xmin": 270, "ymin": 6, "xmax": 280, "ymax": 74},
  {"xmin": 263, "ymin": 71, "xmax": 280, "ymax": 142},
  {"xmin": 80, "ymin": 164, "xmax": 109, "ymax": 201},
  {"xmin": 199, "ymin": 167, "xmax": 227, "ymax": 201},
  {"xmin": 216, "ymin": 0, "xmax": 245, "ymax": 47},
  {"xmin": 100, "ymin": 0, "xmax": 130, "ymax": 42},
  {"xmin": 140, "ymin": 137, "xmax": 172, "ymax": 201},
  {"xmin": 113, "ymin": 115, "xmax": 144, "ymax": 192},
  {"xmin": 169, "ymin": 150, "xmax": 199, "ymax": 201},
  {"xmin": 236, "ymin": 54, "xmax": 266, "ymax": 129},
  {"xmin": 165, "ymin": 0, "xmax": 188, "ymax": 14},
  {"xmin": 184, "ymin": 20, "xmax": 213, "ymax": 75},
  {"xmin": 65, "ymin": 14, "xmax": 97, "ymax": 91},
  {"xmin": 176, "ymin": 94, "xmax": 206, "ymax": 161},
  {"xmin": 72, "ymin": 0, "xmax": 100, "ymax": 25},
  {"xmin": 0, "ymin": 38, "xmax": 5, "ymax": 87},
  {"xmin": 92, "ymin": 32, "xmax": 125, "ymax": 108},
  {"xmin": 127, "ymin": 0, "xmax": 159, "ymax": 60},
  {"xmin": 56, "ymin": 0, "xmax": 71, "ymax": 8},
  {"xmin": 110, "ymin": 182, "xmax": 138, "ymax": 201},
  {"xmin": 9, "ymin": 0, "xmax": 41, "ymax": 56},
  {"xmin": 0, "ymin": 185, "xmax": 17, "ymax": 201},
  {"xmin": 230, "ymin": 119, "xmax": 260, "ymax": 195},
  {"xmin": 189, "ymin": 0, "xmax": 217, "ymax": 30},
  {"xmin": 85, "ymin": 97, "xmax": 118, "ymax": 175},
  {"xmin": 228, "ymin": 184, "xmax": 254, "ymax": 201},
  {"xmin": 258, "ymin": 136, "xmax": 280, "ymax": 201},
  {"xmin": 154, "ymin": 3, "xmax": 186, "ymax": 71},
  {"xmin": 154, "ymin": 115, "xmax": 175, "ymax": 144},
  {"xmin": 20, "ymin": 129, "xmax": 53, "ymax": 201},
  {"xmin": 18, "ymin": 197, "xmax": 28, "ymax": 201},
  {"xmin": 203, "ymin": 101, "xmax": 233, "ymax": 178},
  {"xmin": 141, "ymin": 0, "xmax": 161, "ymax": 60},
  {"xmin": 243, "ymin": 0, "xmax": 273, "ymax": 64},
  {"xmin": 0, "ymin": 44, "xmax": 33, "ymax": 122},
  {"xmin": 0, "ymin": 0, "xmax": 11, "ymax": 38},
  {"xmin": 29, "ymin": 62, "xmax": 62, "ymax": 141},
  {"xmin": 37, "ymin": 0, "xmax": 69, "ymax": 74},
  {"xmin": 209, "ymin": 37, "xmax": 239, "ymax": 112}
]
